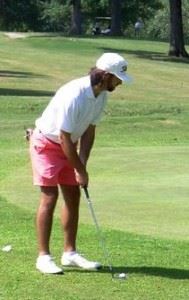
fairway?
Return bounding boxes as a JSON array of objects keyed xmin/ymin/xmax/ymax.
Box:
[{"xmin": 0, "ymin": 33, "xmax": 189, "ymax": 299}]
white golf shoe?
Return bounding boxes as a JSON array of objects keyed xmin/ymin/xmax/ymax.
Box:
[
  {"xmin": 61, "ymin": 252, "xmax": 102, "ymax": 271},
  {"xmin": 36, "ymin": 255, "xmax": 63, "ymax": 274}
]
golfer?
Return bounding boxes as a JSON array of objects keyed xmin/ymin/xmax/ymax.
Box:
[{"xmin": 29, "ymin": 52, "xmax": 131, "ymax": 274}]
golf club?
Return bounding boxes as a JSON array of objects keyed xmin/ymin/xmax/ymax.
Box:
[{"xmin": 83, "ymin": 186, "xmax": 127, "ymax": 280}]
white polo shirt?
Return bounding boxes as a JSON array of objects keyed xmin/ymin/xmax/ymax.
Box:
[{"xmin": 35, "ymin": 76, "xmax": 107, "ymax": 143}]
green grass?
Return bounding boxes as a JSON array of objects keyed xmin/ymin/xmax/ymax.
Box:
[
  {"xmin": 0, "ymin": 197, "xmax": 189, "ymax": 300},
  {"xmin": 0, "ymin": 33, "xmax": 189, "ymax": 299}
]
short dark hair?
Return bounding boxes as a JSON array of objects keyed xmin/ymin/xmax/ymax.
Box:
[{"xmin": 89, "ymin": 67, "xmax": 107, "ymax": 86}]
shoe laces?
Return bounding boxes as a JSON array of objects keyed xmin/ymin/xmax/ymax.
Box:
[
  {"xmin": 45, "ymin": 255, "xmax": 56, "ymax": 265},
  {"xmin": 74, "ymin": 253, "xmax": 92, "ymax": 265}
]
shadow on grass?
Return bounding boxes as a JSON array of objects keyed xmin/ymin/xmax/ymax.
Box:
[
  {"xmin": 125, "ymin": 266, "xmax": 189, "ymax": 279},
  {"xmin": 0, "ymin": 88, "xmax": 54, "ymax": 97},
  {"xmin": 64, "ymin": 266, "xmax": 189, "ymax": 280},
  {"xmin": 0, "ymin": 70, "xmax": 49, "ymax": 78},
  {"xmin": 99, "ymin": 47, "xmax": 189, "ymax": 64}
]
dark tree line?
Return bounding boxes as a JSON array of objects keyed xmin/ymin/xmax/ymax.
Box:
[
  {"xmin": 0, "ymin": 0, "xmax": 188, "ymax": 58},
  {"xmin": 0, "ymin": 0, "xmax": 162, "ymax": 33}
]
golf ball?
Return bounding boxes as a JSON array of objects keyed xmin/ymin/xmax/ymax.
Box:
[
  {"xmin": 118, "ymin": 273, "xmax": 126, "ymax": 279},
  {"xmin": 2, "ymin": 245, "xmax": 12, "ymax": 252}
]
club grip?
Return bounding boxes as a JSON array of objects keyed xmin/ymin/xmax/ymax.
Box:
[{"xmin": 83, "ymin": 186, "xmax": 89, "ymax": 199}]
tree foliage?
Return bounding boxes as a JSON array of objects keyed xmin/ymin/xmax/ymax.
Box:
[
  {"xmin": 0, "ymin": 0, "xmax": 188, "ymax": 50},
  {"xmin": 0, "ymin": 0, "xmax": 40, "ymax": 31},
  {"xmin": 39, "ymin": 0, "xmax": 70, "ymax": 32},
  {"xmin": 0, "ymin": 0, "xmax": 163, "ymax": 33},
  {"xmin": 145, "ymin": 0, "xmax": 189, "ymax": 43}
]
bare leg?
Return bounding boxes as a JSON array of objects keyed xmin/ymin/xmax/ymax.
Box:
[
  {"xmin": 36, "ymin": 186, "xmax": 58, "ymax": 255},
  {"xmin": 60, "ymin": 185, "xmax": 80, "ymax": 252}
]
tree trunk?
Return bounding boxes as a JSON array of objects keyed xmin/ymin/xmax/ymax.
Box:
[
  {"xmin": 70, "ymin": 0, "xmax": 82, "ymax": 35},
  {"xmin": 168, "ymin": 0, "xmax": 189, "ymax": 57},
  {"xmin": 111, "ymin": 0, "xmax": 122, "ymax": 36}
]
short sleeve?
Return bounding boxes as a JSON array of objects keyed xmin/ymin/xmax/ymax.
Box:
[{"xmin": 55, "ymin": 89, "xmax": 79, "ymax": 133}]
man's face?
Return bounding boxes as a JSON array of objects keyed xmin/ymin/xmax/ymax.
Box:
[{"xmin": 106, "ymin": 74, "xmax": 122, "ymax": 92}]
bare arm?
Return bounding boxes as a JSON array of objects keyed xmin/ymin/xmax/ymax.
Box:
[
  {"xmin": 79, "ymin": 125, "xmax": 96, "ymax": 166},
  {"xmin": 59, "ymin": 130, "xmax": 88, "ymax": 187}
]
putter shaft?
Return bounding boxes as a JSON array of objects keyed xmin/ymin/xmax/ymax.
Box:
[{"xmin": 83, "ymin": 187, "xmax": 113, "ymax": 275}]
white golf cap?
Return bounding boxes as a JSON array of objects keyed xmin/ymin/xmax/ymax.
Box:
[{"xmin": 96, "ymin": 52, "xmax": 131, "ymax": 82}]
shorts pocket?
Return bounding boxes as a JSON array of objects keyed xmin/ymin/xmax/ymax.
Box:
[{"xmin": 32, "ymin": 135, "xmax": 48, "ymax": 154}]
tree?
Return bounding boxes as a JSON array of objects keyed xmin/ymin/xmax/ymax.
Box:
[
  {"xmin": 40, "ymin": 0, "xmax": 70, "ymax": 32},
  {"xmin": 0, "ymin": 0, "xmax": 41, "ymax": 31},
  {"xmin": 168, "ymin": 0, "xmax": 189, "ymax": 57},
  {"xmin": 110, "ymin": 0, "xmax": 162, "ymax": 36},
  {"xmin": 0, "ymin": 0, "xmax": 5, "ymax": 28},
  {"xmin": 70, "ymin": 0, "xmax": 82, "ymax": 35},
  {"xmin": 110, "ymin": 0, "xmax": 122, "ymax": 35}
]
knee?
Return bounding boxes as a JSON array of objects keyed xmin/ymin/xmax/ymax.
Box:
[
  {"xmin": 40, "ymin": 186, "xmax": 59, "ymax": 212},
  {"xmin": 61, "ymin": 185, "xmax": 80, "ymax": 203}
]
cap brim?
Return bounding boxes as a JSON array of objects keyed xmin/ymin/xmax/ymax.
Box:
[{"xmin": 116, "ymin": 73, "xmax": 133, "ymax": 83}]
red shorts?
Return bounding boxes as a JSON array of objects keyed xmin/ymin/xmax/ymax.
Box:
[{"xmin": 30, "ymin": 129, "xmax": 78, "ymax": 186}]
